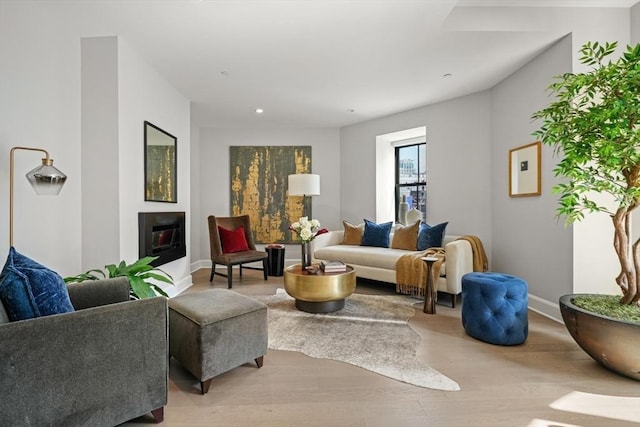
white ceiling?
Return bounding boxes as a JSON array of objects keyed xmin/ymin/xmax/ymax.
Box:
[{"xmin": 29, "ymin": 0, "xmax": 638, "ymax": 129}]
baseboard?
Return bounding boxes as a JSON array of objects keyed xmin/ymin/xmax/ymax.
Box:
[
  {"xmin": 163, "ymin": 274, "xmax": 193, "ymax": 298},
  {"xmin": 190, "ymin": 259, "xmax": 210, "ymax": 273},
  {"xmin": 190, "ymin": 259, "xmax": 299, "ymax": 273},
  {"xmin": 528, "ymin": 294, "xmax": 562, "ymax": 323}
]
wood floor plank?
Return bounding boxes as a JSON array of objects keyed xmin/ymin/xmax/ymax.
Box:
[{"xmin": 122, "ymin": 269, "xmax": 640, "ymax": 427}]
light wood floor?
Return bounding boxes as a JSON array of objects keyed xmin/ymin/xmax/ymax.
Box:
[{"xmin": 125, "ymin": 269, "xmax": 640, "ymax": 427}]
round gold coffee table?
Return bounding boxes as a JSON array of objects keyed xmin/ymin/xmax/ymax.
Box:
[{"xmin": 283, "ymin": 264, "xmax": 356, "ymax": 313}]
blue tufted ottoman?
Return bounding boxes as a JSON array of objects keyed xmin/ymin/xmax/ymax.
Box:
[{"xmin": 461, "ymin": 272, "xmax": 528, "ymax": 345}]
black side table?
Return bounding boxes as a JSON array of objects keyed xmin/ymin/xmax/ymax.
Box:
[{"xmin": 265, "ymin": 245, "xmax": 285, "ymax": 277}]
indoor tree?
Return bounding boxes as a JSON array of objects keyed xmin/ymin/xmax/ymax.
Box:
[{"xmin": 532, "ymin": 41, "xmax": 640, "ymax": 307}]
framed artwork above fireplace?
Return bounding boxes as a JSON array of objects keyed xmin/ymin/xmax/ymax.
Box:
[{"xmin": 144, "ymin": 121, "xmax": 177, "ymax": 203}]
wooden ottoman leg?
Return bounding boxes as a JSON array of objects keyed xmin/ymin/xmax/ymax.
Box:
[
  {"xmin": 201, "ymin": 378, "xmax": 213, "ymax": 395},
  {"xmin": 255, "ymin": 356, "xmax": 264, "ymax": 368},
  {"xmin": 151, "ymin": 407, "xmax": 164, "ymax": 423}
]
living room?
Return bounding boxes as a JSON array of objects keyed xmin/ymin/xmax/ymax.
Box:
[
  {"xmin": 3, "ymin": 0, "xmax": 636, "ymax": 318},
  {"xmin": 1, "ymin": 1, "xmax": 639, "ymax": 425}
]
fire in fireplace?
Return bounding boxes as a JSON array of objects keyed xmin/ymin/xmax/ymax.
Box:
[{"xmin": 138, "ymin": 211, "xmax": 186, "ymax": 267}]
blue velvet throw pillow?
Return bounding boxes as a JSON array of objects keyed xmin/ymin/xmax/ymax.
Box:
[
  {"xmin": 417, "ymin": 222, "xmax": 448, "ymax": 251},
  {"xmin": 0, "ymin": 247, "xmax": 74, "ymax": 321},
  {"xmin": 361, "ymin": 219, "xmax": 393, "ymax": 248}
]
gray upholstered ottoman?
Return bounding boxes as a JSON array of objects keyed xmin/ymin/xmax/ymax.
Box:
[{"xmin": 168, "ymin": 289, "xmax": 268, "ymax": 394}]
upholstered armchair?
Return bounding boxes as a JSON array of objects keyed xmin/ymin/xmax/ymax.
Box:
[
  {"xmin": 208, "ymin": 215, "xmax": 268, "ymax": 288},
  {"xmin": 0, "ymin": 277, "xmax": 168, "ymax": 426}
]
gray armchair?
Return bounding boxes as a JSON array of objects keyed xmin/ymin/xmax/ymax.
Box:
[{"xmin": 0, "ymin": 277, "xmax": 168, "ymax": 426}]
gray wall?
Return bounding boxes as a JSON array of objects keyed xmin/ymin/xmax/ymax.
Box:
[
  {"xmin": 195, "ymin": 127, "xmax": 341, "ymax": 267},
  {"xmin": 490, "ymin": 36, "xmax": 573, "ymax": 318},
  {"xmin": 338, "ymin": 36, "xmax": 574, "ymax": 320},
  {"xmin": 633, "ymin": 2, "xmax": 640, "ymax": 44},
  {"xmin": 81, "ymin": 37, "xmax": 120, "ymax": 271},
  {"xmin": 340, "ymin": 91, "xmax": 493, "ymax": 260}
]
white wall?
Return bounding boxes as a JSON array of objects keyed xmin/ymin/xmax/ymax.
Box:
[
  {"xmin": 81, "ymin": 37, "xmax": 120, "ymax": 271},
  {"xmin": 116, "ymin": 37, "xmax": 192, "ymax": 294},
  {"xmin": 565, "ymin": 8, "xmax": 632, "ymax": 297},
  {"xmin": 340, "ymin": 92, "xmax": 493, "ymax": 257},
  {"xmin": 0, "ymin": 1, "xmax": 82, "ymax": 273},
  {"xmin": 195, "ymin": 128, "xmax": 341, "ymax": 267},
  {"xmin": 190, "ymin": 122, "xmax": 202, "ymax": 264},
  {"xmin": 490, "ymin": 36, "xmax": 573, "ymax": 319},
  {"xmin": 2, "ymin": 1, "xmax": 637, "ymax": 303},
  {"xmin": 1, "ymin": 2, "xmax": 193, "ymax": 292}
]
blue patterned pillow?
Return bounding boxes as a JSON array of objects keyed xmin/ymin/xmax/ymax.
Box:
[
  {"xmin": 361, "ymin": 219, "xmax": 393, "ymax": 248},
  {"xmin": 0, "ymin": 247, "xmax": 74, "ymax": 321},
  {"xmin": 417, "ymin": 222, "xmax": 448, "ymax": 251}
]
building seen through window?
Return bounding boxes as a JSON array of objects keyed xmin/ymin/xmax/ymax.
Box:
[{"xmin": 395, "ymin": 143, "xmax": 426, "ymax": 222}]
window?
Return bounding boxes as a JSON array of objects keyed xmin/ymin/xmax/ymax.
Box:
[{"xmin": 395, "ymin": 143, "xmax": 426, "ymax": 222}]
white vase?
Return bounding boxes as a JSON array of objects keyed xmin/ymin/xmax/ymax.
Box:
[
  {"xmin": 406, "ymin": 208, "xmax": 422, "ymax": 224},
  {"xmin": 398, "ymin": 195, "xmax": 409, "ymax": 225}
]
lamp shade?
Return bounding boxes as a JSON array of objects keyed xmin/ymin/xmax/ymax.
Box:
[
  {"xmin": 26, "ymin": 159, "xmax": 67, "ymax": 195},
  {"xmin": 288, "ymin": 174, "xmax": 320, "ymax": 196}
]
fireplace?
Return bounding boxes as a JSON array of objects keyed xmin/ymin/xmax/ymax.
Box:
[{"xmin": 138, "ymin": 211, "xmax": 186, "ymax": 267}]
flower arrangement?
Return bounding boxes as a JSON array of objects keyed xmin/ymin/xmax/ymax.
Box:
[{"xmin": 289, "ymin": 216, "xmax": 328, "ymax": 243}]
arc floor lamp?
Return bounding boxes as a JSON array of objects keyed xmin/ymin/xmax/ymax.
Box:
[{"xmin": 9, "ymin": 147, "xmax": 67, "ymax": 246}]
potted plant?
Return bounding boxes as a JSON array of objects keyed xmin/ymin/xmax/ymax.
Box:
[
  {"xmin": 532, "ymin": 41, "xmax": 640, "ymax": 380},
  {"xmin": 65, "ymin": 256, "xmax": 173, "ymax": 299}
]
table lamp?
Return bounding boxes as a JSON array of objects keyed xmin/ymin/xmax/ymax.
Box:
[{"xmin": 288, "ymin": 173, "xmax": 320, "ymax": 217}]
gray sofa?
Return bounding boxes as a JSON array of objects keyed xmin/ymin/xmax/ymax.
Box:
[{"xmin": 0, "ymin": 277, "xmax": 168, "ymax": 426}]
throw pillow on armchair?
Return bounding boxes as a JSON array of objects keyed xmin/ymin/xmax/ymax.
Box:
[{"xmin": 0, "ymin": 247, "xmax": 74, "ymax": 321}]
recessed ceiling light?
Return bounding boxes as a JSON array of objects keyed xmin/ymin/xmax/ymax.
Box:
[{"xmin": 255, "ymin": 108, "xmax": 264, "ymax": 114}]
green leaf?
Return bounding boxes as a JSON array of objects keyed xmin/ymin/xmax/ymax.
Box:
[
  {"xmin": 65, "ymin": 256, "xmax": 173, "ymax": 299},
  {"xmin": 129, "ymin": 275, "xmax": 157, "ymax": 299}
]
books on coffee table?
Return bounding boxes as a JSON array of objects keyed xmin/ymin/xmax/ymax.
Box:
[{"xmin": 320, "ymin": 260, "xmax": 347, "ymax": 272}]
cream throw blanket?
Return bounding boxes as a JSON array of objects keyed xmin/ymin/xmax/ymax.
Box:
[{"xmin": 396, "ymin": 248, "xmax": 446, "ymax": 297}]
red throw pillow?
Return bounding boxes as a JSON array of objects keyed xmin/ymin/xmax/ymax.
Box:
[{"xmin": 218, "ymin": 225, "xmax": 250, "ymax": 253}]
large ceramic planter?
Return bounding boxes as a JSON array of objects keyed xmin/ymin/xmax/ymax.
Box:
[{"xmin": 559, "ymin": 294, "xmax": 640, "ymax": 381}]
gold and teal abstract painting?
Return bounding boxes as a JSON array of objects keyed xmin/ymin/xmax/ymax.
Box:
[{"xmin": 230, "ymin": 146, "xmax": 311, "ymax": 243}]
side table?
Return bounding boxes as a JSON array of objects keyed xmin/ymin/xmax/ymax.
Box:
[
  {"xmin": 422, "ymin": 256, "xmax": 438, "ymax": 314},
  {"xmin": 265, "ymin": 244, "xmax": 285, "ymax": 276},
  {"xmin": 283, "ymin": 264, "xmax": 356, "ymax": 313}
]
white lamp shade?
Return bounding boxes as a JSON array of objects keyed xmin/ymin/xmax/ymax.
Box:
[{"xmin": 288, "ymin": 174, "xmax": 320, "ymax": 196}]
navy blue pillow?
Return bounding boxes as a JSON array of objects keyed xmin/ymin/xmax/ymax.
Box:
[
  {"xmin": 361, "ymin": 219, "xmax": 393, "ymax": 248},
  {"xmin": 0, "ymin": 247, "xmax": 74, "ymax": 321},
  {"xmin": 417, "ymin": 222, "xmax": 448, "ymax": 251}
]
